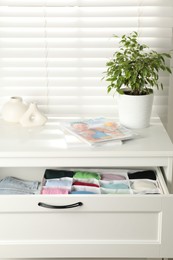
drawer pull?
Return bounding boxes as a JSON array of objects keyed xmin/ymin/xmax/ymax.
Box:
[{"xmin": 38, "ymin": 201, "xmax": 83, "ymax": 209}]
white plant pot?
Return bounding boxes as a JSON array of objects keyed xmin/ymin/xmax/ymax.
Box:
[{"xmin": 117, "ymin": 93, "xmax": 154, "ymax": 129}]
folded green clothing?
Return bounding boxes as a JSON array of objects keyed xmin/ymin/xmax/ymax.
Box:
[
  {"xmin": 44, "ymin": 169, "xmax": 75, "ymax": 179},
  {"xmin": 74, "ymin": 171, "xmax": 101, "ymax": 180}
]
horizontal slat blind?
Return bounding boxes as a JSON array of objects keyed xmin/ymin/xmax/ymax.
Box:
[{"xmin": 0, "ymin": 0, "xmax": 173, "ymax": 125}]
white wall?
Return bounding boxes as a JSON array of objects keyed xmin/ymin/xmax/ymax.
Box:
[{"xmin": 167, "ymin": 50, "xmax": 173, "ymax": 142}]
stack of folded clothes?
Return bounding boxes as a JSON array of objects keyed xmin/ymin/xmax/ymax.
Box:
[
  {"xmin": 99, "ymin": 171, "xmax": 130, "ymax": 194},
  {"xmin": 71, "ymin": 171, "xmax": 101, "ymax": 194},
  {"xmin": 41, "ymin": 168, "xmax": 162, "ymax": 195},
  {"xmin": 128, "ymin": 170, "xmax": 161, "ymax": 194},
  {"xmin": 0, "ymin": 176, "xmax": 40, "ymax": 195},
  {"xmin": 41, "ymin": 169, "xmax": 74, "ymax": 194},
  {"xmin": 42, "ymin": 178, "xmax": 73, "ymax": 194}
]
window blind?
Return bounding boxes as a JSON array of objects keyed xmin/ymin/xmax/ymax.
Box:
[{"xmin": 0, "ymin": 0, "xmax": 173, "ymax": 126}]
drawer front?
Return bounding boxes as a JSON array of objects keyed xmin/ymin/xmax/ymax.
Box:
[{"xmin": 0, "ymin": 195, "xmax": 173, "ymax": 258}]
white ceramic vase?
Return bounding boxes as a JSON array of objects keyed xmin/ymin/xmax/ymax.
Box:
[
  {"xmin": 20, "ymin": 103, "xmax": 47, "ymax": 127},
  {"xmin": 1, "ymin": 97, "xmax": 28, "ymax": 123},
  {"xmin": 117, "ymin": 93, "xmax": 154, "ymax": 129}
]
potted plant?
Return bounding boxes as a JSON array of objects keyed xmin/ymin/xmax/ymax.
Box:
[{"xmin": 104, "ymin": 31, "xmax": 172, "ymax": 128}]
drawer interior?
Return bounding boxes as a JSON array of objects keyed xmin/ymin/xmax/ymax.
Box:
[{"xmin": 0, "ymin": 166, "xmax": 169, "ymax": 195}]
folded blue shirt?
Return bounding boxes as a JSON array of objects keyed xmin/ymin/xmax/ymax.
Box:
[
  {"xmin": 70, "ymin": 191, "xmax": 96, "ymax": 194},
  {"xmin": 101, "ymin": 182, "xmax": 129, "ymax": 190}
]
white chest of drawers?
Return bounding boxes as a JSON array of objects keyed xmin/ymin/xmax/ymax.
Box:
[{"xmin": 0, "ymin": 117, "xmax": 173, "ymax": 259}]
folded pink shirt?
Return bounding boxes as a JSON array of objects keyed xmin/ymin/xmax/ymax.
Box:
[
  {"xmin": 101, "ymin": 173, "xmax": 126, "ymax": 181},
  {"xmin": 41, "ymin": 187, "xmax": 68, "ymax": 194}
]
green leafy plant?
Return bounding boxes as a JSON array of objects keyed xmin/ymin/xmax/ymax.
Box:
[{"xmin": 104, "ymin": 31, "xmax": 172, "ymax": 95}]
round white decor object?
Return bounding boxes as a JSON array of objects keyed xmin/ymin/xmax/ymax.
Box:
[{"xmin": 1, "ymin": 97, "xmax": 28, "ymax": 123}]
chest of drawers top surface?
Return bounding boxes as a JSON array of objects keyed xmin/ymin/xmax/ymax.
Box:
[{"xmin": 0, "ymin": 117, "xmax": 172, "ymax": 158}]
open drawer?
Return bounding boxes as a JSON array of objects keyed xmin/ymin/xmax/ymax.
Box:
[{"xmin": 0, "ymin": 167, "xmax": 173, "ymax": 258}]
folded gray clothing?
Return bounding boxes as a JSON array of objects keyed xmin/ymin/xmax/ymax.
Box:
[
  {"xmin": 0, "ymin": 188, "xmax": 35, "ymax": 195},
  {"xmin": 0, "ymin": 176, "xmax": 40, "ymax": 194}
]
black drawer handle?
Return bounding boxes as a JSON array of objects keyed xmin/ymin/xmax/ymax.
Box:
[{"xmin": 38, "ymin": 201, "xmax": 83, "ymax": 209}]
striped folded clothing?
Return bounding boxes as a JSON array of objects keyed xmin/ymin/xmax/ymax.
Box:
[{"xmin": 73, "ymin": 181, "xmax": 99, "ymax": 188}]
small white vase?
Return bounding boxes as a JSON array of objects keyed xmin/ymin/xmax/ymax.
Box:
[
  {"xmin": 117, "ymin": 93, "xmax": 154, "ymax": 129},
  {"xmin": 20, "ymin": 103, "xmax": 47, "ymax": 127},
  {"xmin": 1, "ymin": 97, "xmax": 28, "ymax": 123}
]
